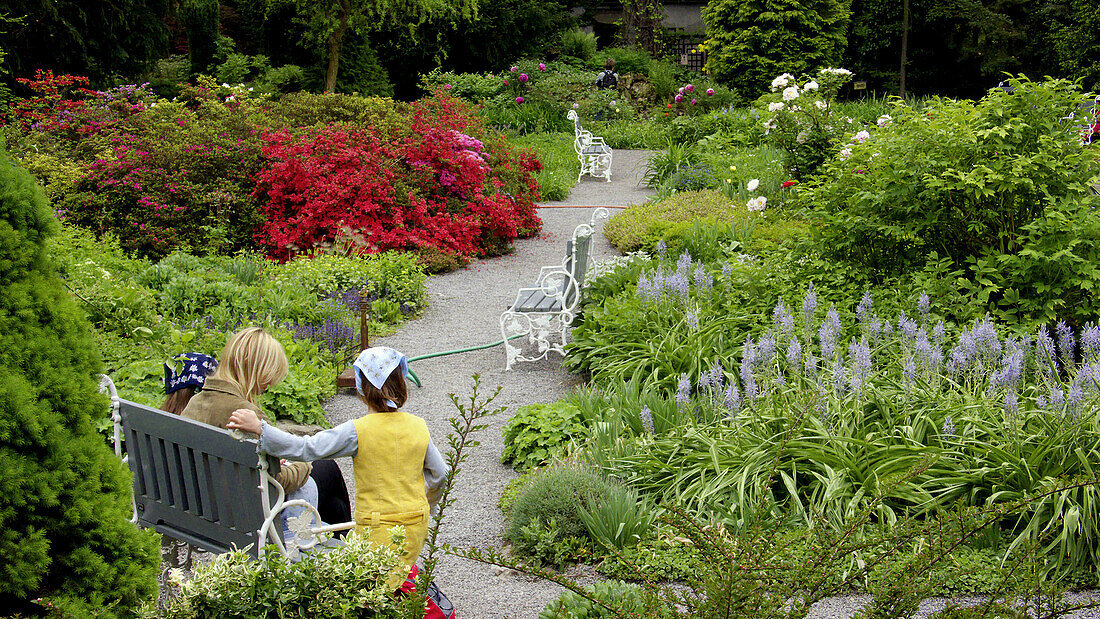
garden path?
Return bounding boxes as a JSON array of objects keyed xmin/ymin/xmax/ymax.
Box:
[{"xmin": 322, "ymin": 149, "xmax": 656, "ymax": 618}]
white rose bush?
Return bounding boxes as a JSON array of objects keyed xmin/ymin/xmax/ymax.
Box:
[{"xmin": 759, "ymin": 67, "xmax": 854, "ymax": 180}]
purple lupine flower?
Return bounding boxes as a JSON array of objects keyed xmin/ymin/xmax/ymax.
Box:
[
  {"xmin": 898, "ymin": 311, "xmax": 920, "ymax": 341},
  {"xmin": 1004, "ymin": 390, "xmax": 1019, "ymax": 417},
  {"xmin": 656, "ymin": 239, "xmax": 667, "ymax": 259},
  {"xmin": 831, "ymin": 358, "xmax": 846, "ymax": 396},
  {"xmin": 856, "ymin": 292, "xmax": 873, "ymax": 323},
  {"xmin": 802, "ymin": 283, "xmax": 817, "ymax": 327},
  {"xmin": 882, "ymin": 321, "xmax": 894, "ymax": 338},
  {"xmin": 1036, "ymin": 326, "xmax": 1058, "ymax": 375},
  {"xmin": 902, "ymin": 356, "xmax": 917, "ymax": 388},
  {"xmin": 741, "ymin": 338, "xmax": 758, "ymax": 401},
  {"xmin": 693, "ymin": 265, "xmax": 713, "ymax": 290},
  {"xmin": 849, "ymin": 337, "xmax": 872, "ymax": 377},
  {"xmin": 993, "ymin": 349, "xmax": 1024, "ymax": 387},
  {"xmin": 636, "ymin": 271, "xmax": 662, "ymax": 304},
  {"xmin": 819, "ymin": 322, "xmax": 838, "ymax": 360},
  {"xmin": 868, "ymin": 318, "xmax": 883, "ymax": 342},
  {"xmin": 1081, "ymin": 322, "xmax": 1100, "ymax": 361},
  {"xmin": 942, "ymin": 416, "xmax": 956, "ymax": 437},
  {"xmin": 698, "ymin": 367, "xmax": 713, "ymax": 391},
  {"xmin": 1049, "ymin": 384, "xmax": 1066, "ymax": 411},
  {"xmin": 676, "ymin": 373, "xmax": 692, "ymax": 405},
  {"xmin": 666, "ymin": 272, "xmax": 690, "ymax": 299},
  {"xmin": 721, "ymin": 261, "xmax": 732, "ymax": 281},
  {"xmin": 685, "ymin": 308, "xmax": 699, "ymax": 330},
  {"xmin": 757, "ymin": 335, "xmax": 777, "ymax": 366},
  {"xmin": 1057, "ymin": 320, "xmax": 1076, "ymax": 369},
  {"xmin": 914, "ymin": 331, "xmax": 933, "ymax": 366},
  {"xmin": 708, "ymin": 359, "xmax": 725, "ymax": 391},
  {"xmin": 773, "ymin": 299, "xmax": 795, "ymax": 336},
  {"xmin": 639, "ymin": 406, "xmax": 655, "ymax": 433},
  {"xmin": 917, "ymin": 292, "xmax": 931, "ymax": 320},
  {"xmin": 786, "ymin": 338, "xmax": 802, "ymax": 369},
  {"xmin": 932, "ymin": 321, "xmax": 946, "ymax": 344},
  {"xmin": 676, "ymin": 251, "xmax": 693, "ymax": 273},
  {"xmin": 824, "ymin": 304, "xmax": 841, "ymax": 334},
  {"xmin": 804, "ymin": 350, "xmax": 818, "ymax": 377},
  {"xmin": 1067, "ymin": 378, "xmax": 1083, "ymax": 417},
  {"xmin": 724, "ymin": 382, "xmax": 741, "ymax": 412},
  {"xmin": 973, "ymin": 317, "xmax": 1002, "ymax": 366}
]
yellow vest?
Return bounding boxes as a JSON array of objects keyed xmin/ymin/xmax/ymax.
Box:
[{"xmin": 352, "ymin": 412, "xmax": 431, "ymax": 589}]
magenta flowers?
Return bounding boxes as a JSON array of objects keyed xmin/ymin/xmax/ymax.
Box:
[
  {"xmin": 516, "ymin": 96, "xmax": 525, "ymax": 104},
  {"xmin": 538, "ymin": 63, "xmax": 546, "ymax": 71},
  {"xmin": 706, "ymin": 88, "xmax": 715, "ymax": 96},
  {"xmin": 675, "ymin": 94, "xmax": 683, "ymax": 102},
  {"xmin": 519, "ymin": 73, "xmax": 528, "ymax": 83}
]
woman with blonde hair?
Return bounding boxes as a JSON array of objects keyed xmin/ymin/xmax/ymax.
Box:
[{"xmin": 183, "ymin": 327, "xmax": 351, "ymax": 537}]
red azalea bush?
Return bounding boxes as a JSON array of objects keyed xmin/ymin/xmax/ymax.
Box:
[{"xmin": 255, "ymin": 92, "xmax": 541, "ymax": 262}]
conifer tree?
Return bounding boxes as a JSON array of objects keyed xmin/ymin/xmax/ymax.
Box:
[{"xmin": 0, "ymin": 152, "xmax": 159, "ymax": 616}]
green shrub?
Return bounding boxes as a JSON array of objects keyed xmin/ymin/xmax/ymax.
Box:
[
  {"xmin": 604, "ymin": 189, "xmax": 734, "ymax": 253},
  {"xmin": 594, "ymin": 47, "xmax": 652, "ymax": 75},
  {"xmin": 578, "ymin": 482, "xmax": 656, "ymax": 551},
  {"xmin": 540, "ymin": 580, "xmax": 670, "ymax": 618},
  {"xmin": 702, "ymin": 0, "xmax": 850, "ymax": 99},
  {"xmin": 499, "ymin": 469, "xmax": 540, "ymax": 517},
  {"xmin": 560, "ymin": 29, "xmax": 597, "ymax": 61},
  {"xmin": 808, "ymin": 75, "xmax": 1100, "ymax": 325},
  {"xmin": 0, "ymin": 152, "xmax": 159, "ymax": 616},
  {"xmin": 154, "ymin": 532, "xmax": 402, "ymax": 618},
  {"xmin": 419, "ymin": 68, "xmax": 502, "ymax": 103},
  {"xmin": 502, "ymin": 401, "xmax": 588, "ymax": 472},
  {"xmin": 506, "ymin": 463, "xmax": 614, "ymax": 555},
  {"xmin": 641, "ymin": 141, "xmax": 703, "ymax": 188}
]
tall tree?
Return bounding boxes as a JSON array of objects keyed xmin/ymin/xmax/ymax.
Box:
[{"xmin": 275, "ymin": 0, "xmax": 480, "ymax": 93}]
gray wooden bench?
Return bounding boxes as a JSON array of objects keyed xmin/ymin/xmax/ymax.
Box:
[
  {"xmin": 567, "ymin": 110, "xmax": 612, "ymax": 182},
  {"xmin": 100, "ymin": 376, "xmax": 352, "ymax": 560},
  {"xmin": 500, "ymin": 208, "xmax": 609, "ymax": 369}
]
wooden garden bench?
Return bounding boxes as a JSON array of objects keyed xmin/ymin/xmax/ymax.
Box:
[
  {"xmin": 567, "ymin": 110, "xmax": 612, "ymax": 182},
  {"xmin": 500, "ymin": 208, "xmax": 609, "ymax": 369},
  {"xmin": 99, "ymin": 376, "xmax": 352, "ymax": 561}
]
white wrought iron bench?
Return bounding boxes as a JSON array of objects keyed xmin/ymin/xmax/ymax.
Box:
[
  {"xmin": 568, "ymin": 110, "xmax": 612, "ymax": 182},
  {"xmin": 500, "ymin": 208, "xmax": 609, "ymax": 370},
  {"xmin": 100, "ymin": 375, "xmax": 352, "ymax": 562}
]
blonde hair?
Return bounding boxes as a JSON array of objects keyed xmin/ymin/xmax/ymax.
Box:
[{"xmin": 212, "ymin": 327, "xmax": 288, "ymax": 402}]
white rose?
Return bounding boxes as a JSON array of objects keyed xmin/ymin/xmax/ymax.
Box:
[
  {"xmin": 747, "ymin": 178, "xmax": 759, "ymax": 192},
  {"xmin": 782, "ymin": 86, "xmax": 799, "ymax": 101}
]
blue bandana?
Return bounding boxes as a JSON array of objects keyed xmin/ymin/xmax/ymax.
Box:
[{"xmin": 164, "ymin": 353, "xmax": 218, "ymax": 395}]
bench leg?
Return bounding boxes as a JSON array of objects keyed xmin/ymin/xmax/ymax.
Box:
[{"xmin": 500, "ymin": 310, "xmax": 527, "ymax": 371}]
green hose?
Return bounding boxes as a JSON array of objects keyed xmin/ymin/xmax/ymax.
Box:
[{"xmin": 404, "ymin": 334, "xmax": 525, "ymax": 388}]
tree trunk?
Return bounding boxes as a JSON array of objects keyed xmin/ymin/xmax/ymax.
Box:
[
  {"xmin": 324, "ymin": 24, "xmax": 347, "ymax": 94},
  {"xmin": 899, "ymin": 0, "xmax": 910, "ymax": 99}
]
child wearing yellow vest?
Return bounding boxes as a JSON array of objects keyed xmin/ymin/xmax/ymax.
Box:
[{"xmin": 227, "ymin": 346, "xmax": 448, "ymax": 588}]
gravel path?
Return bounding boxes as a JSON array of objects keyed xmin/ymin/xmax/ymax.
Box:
[{"xmin": 321, "ymin": 150, "xmax": 1100, "ymax": 618}]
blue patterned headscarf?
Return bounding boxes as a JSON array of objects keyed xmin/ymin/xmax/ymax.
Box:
[
  {"xmin": 164, "ymin": 353, "xmax": 218, "ymax": 394},
  {"xmin": 352, "ymin": 346, "xmax": 408, "ymax": 404}
]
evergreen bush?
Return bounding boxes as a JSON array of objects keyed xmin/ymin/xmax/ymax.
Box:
[
  {"xmin": 0, "ymin": 151, "xmax": 159, "ymax": 616},
  {"xmin": 505, "ymin": 463, "xmax": 613, "ymax": 554}
]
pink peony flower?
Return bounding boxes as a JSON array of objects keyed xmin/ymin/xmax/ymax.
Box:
[
  {"xmin": 503, "ymin": 79, "xmax": 509, "ymax": 85},
  {"xmin": 675, "ymin": 94, "xmax": 683, "ymax": 102},
  {"xmin": 706, "ymin": 88, "xmax": 715, "ymax": 96},
  {"xmin": 538, "ymin": 63, "xmax": 546, "ymax": 71},
  {"xmin": 516, "ymin": 96, "xmax": 525, "ymax": 104},
  {"xmin": 519, "ymin": 73, "xmax": 528, "ymax": 83},
  {"xmin": 686, "ymin": 84, "xmax": 694, "ymax": 92},
  {"xmin": 510, "ymin": 66, "xmax": 518, "ymax": 72},
  {"xmin": 444, "ymin": 84, "xmax": 453, "ymax": 90},
  {"xmin": 691, "ymin": 98, "xmax": 697, "ymax": 105}
]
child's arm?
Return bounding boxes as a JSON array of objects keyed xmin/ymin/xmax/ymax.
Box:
[
  {"xmin": 227, "ymin": 408, "xmax": 359, "ymax": 461},
  {"xmin": 423, "ymin": 441, "xmax": 449, "ymax": 509}
]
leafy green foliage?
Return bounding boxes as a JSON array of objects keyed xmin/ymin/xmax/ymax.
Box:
[
  {"xmin": 516, "ymin": 517, "xmax": 593, "ymax": 569},
  {"xmin": 0, "ymin": 151, "xmax": 159, "ymax": 616},
  {"xmin": 559, "ymin": 29, "xmax": 597, "ymax": 61},
  {"xmin": 502, "ymin": 401, "xmax": 588, "ymax": 472},
  {"xmin": 702, "ymin": 0, "xmax": 851, "ymax": 99},
  {"xmin": 507, "ymin": 132, "xmax": 580, "ymax": 201},
  {"xmin": 603, "ymin": 189, "xmax": 734, "ymax": 253},
  {"xmin": 505, "ymin": 463, "xmax": 614, "ymax": 561},
  {"xmin": 578, "ymin": 483, "xmax": 656, "ymax": 551},
  {"xmin": 808, "ymin": 76, "xmax": 1100, "ymax": 325},
  {"xmin": 155, "ymin": 531, "xmax": 403, "ymax": 617},
  {"xmin": 540, "ymin": 580, "xmax": 668, "ymax": 618}
]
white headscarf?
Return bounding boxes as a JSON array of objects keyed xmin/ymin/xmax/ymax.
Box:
[{"xmin": 352, "ymin": 346, "xmax": 409, "ymax": 408}]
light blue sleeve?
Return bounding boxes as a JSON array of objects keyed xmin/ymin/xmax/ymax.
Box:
[
  {"xmin": 259, "ymin": 420, "xmax": 359, "ymax": 461},
  {"xmin": 424, "ymin": 440, "xmax": 449, "ymax": 506}
]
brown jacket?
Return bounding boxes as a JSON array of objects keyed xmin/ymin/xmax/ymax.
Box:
[{"xmin": 181, "ymin": 377, "xmax": 312, "ymax": 493}]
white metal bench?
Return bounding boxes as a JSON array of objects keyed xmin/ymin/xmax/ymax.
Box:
[
  {"xmin": 500, "ymin": 208, "xmax": 609, "ymax": 369},
  {"xmin": 568, "ymin": 110, "xmax": 612, "ymax": 182},
  {"xmin": 100, "ymin": 375, "xmax": 353, "ymax": 562}
]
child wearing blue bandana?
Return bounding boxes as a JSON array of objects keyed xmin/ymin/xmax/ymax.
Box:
[{"xmin": 227, "ymin": 346, "xmax": 448, "ymax": 589}]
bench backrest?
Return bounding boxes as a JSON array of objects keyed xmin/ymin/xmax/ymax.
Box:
[{"xmin": 120, "ymin": 399, "xmax": 282, "ymax": 557}]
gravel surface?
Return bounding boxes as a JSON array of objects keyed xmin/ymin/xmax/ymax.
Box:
[{"xmin": 320, "ymin": 150, "xmax": 1100, "ymax": 618}]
